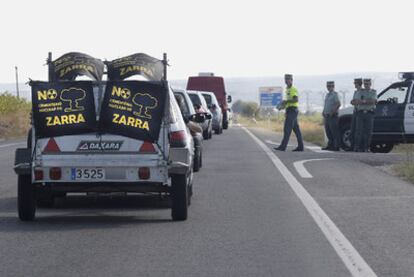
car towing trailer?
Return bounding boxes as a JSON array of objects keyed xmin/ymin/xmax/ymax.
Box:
[{"xmin": 14, "ymin": 52, "xmax": 192, "ymax": 221}]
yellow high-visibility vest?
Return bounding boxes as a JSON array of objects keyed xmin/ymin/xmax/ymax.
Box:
[{"xmin": 285, "ymin": 87, "xmax": 299, "ymax": 108}]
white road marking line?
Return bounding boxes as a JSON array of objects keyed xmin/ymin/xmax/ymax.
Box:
[
  {"xmin": 0, "ymin": 142, "xmax": 25, "ymax": 149},
  {"xmin": 243, "ymin": 127, "xmax": 377, "ymax": 277},
  {"xmin": 265, "ymin": 140, "xmax": 332, "ymax": 153},
  {"xmin": 265, "ymin": 140, "xmax": 294, "ymax": 147},
  {"xmin": 294, "ymin": 158, "xmax": 334, "ymax": 178}
]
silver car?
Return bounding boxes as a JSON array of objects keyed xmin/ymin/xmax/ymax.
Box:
[{"xmin": 201, "ymin": 91, "xmax": 223, "ymax": 134}]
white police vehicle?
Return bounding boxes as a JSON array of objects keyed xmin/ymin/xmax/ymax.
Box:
[{"xmin": 339, "ymin": 72, "xmax": 414, "ymax": 153}]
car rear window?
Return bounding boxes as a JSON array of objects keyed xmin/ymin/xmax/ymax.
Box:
[
  {"xmin": 202, "ymin": 94, "xmax": 212, "ymax": 105},
  {"xmin": 189, "ymin": 94, "xmax": 201, "ymax": 106}
]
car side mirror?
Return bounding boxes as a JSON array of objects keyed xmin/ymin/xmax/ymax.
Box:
[
  {"xmin": 227, "ymin": 95, "xmax": 232, "ymax": 103},
  {"xmin": 205, "ymin": 113, "xmax": 212, "ymax": 120},
  {"xmin": 190, "ymin": 113, "xmax": 206, "ymax": 123}
]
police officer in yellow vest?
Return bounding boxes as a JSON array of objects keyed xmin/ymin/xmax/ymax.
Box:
[
  {"xmin": 275, "ymin": 74, "xmax": 304, "ymax": 151},
  {"xmin": 351, "ymin": 78, "xmax": 377, "ymax": 152}
]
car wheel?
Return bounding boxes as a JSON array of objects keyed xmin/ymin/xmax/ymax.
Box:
[
  {"xmin": 370, "ymin": 142, "xmax": 394, "ymax": 153},
  {"xmin": 203, "ymin": 129, "xmax": 209, "ymax": 140},
  {"xmin": 171, "ymin": 174, "xmax": 188, "ymax": 221},
  {"xmin": 340, "ymin": 123, "xmax": 353, "ymax": 151},
  {"xmin": 193, "ymin": 149, "xmax": 201, "ymax": 172},
  {"xmin": 18, "ymin": 174, "xmax": 36, "ymax": 221},
  {"xmin": 223, "ymin": 120, "xmax": 228, "ymax": 130}
]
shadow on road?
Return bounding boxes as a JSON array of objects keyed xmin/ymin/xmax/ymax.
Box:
[{"xmin": 0, "ymin": 194, "xmax": 176, "ymax": 231}]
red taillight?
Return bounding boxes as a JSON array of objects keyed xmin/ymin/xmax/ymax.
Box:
[
  {"xmin": 169, "ymin": 131, "xmax": 187, "ymax": 147},
  {"xmin": 44, "ymin": 138, "xmax": 61, "ymax": 153},
  {"xmin": 34, "ymin": 170, "xmax": 43, "ymax": 180},
  {"xmin": 139, "ymin": 141, "xmax": 157, "ymax": 153},
  {"xmin": 138, "ymin": 167, "xmax": 150, "ymax": 180},
  {"xmin": 49, "ymin": 167, "xmax": 62, "ymax": 180}
]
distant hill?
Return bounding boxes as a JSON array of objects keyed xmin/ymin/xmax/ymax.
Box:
[{"xmin": 1, "ymin": 72, "xmax": 400, "ymax": 112}]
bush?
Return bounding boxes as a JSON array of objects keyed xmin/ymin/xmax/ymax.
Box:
[
  {"xmin": 232, "ymin": 100, "xmax": 259, "ymax": 117},
  {"xmin": 0, "ymin": 92, "xmax": 31, "ymax": 138}
]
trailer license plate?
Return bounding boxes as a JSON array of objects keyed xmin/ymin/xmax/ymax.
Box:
[{"xmin": 71, "ymin": 168, "xmax": 105, "ymax": 180}]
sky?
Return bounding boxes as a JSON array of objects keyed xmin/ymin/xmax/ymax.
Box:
[{"xmin": 1, "ymin": 0, "xmax": 414, "ymax": 82}]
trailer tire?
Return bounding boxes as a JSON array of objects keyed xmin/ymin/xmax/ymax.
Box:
[
  {"xmin": 18, "ymin": 174, "xmax": 36, "ymax": 221},
  {"xmin": 171, "ymin": 174, "xmax": 188, "ymax": 221}
]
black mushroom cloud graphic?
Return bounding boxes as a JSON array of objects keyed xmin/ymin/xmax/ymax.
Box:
[
  {"xmin": 60, "ymin": 88, "xmax": 86, "ymax": 112},
  {"xmin": 132, "ymin": 93, "xmax": 158, "ymax": 119}
]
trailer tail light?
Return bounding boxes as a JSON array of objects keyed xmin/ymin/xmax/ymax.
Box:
[
  {"xmin": 34, "ymin": 170, "xmax": 43, "ymax": 181},
  {"xmin": 44, "ymin": 138, "xmax": 61, "ymax": 153},
  {"xmin": 139, "ymin": 141, "xmax": 157, "ymax": 153},
  {"xmin": 169, "ymin": 131, "xmax": 187, "ymax": 147},
  {"xmin": 49, "ymin": 167, "xmax": 62, "ymax": 180},
  {"xmin": 138, "ymin": 167, "xmax": 150, "ymax": 180}
]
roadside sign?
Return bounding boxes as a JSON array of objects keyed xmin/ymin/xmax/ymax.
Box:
[{"xmin": 259, "ymin": 86, "xmax": 283, "ymax": 107}]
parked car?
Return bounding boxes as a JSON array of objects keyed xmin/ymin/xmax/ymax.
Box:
[
  {"xmin": 201, "ymin": 91, "xmax": 223, "ymax": 134},
  {"xmin": 187, "ymin": 73, "xmax": 232, "ymax": 129},
  {"xmin": 173, "ymin": 88, "xmax": 206, "ymax": 172},
  {"xmin": 338, "ymin": 72, "xmax": 414, "ymax": 153},
  {"xmin": 227, "ymin": 107, "xmax": 233, "ymax": 127},
  {"xmin": 187, "ymin": 90, "xmax": 213, "ymax": 139},
  {"xmin": 14, "ymin": 52, "xmax": 194, "ymax": 221}
]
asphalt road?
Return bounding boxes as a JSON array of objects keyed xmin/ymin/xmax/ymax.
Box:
[{"xmin": 0, "ymin": 127, "xmax": 413, "ymax": 276}]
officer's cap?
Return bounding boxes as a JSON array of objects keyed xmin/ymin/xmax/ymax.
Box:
[
  {"xmin": 327, "ymin": 81, "xmax": 335, "ymax": 86},
  {"xmin": 363, "ymin": 78, "xmax": 371, "ymax": 83},
  {"xmin": 354, "ymin": 78, "xmax": 363, "ymax": 84},
  {"xmin": 284, "ymin": 74, "xmax": 293, "ymax": 79}
]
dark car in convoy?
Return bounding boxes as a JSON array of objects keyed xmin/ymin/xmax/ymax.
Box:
[
  {"xmin": 338, "ymin": 72, "xmax": 414, "ymax": 153},
  {"xmin": 187, "ymin": 90, "xmax": 213, "ymax": 140},
  {"xmin": 173, "ymin": 88, "xmax": 205, "ymax": 172},
  {"xmin": 201, "ymin": 91, "xmax": 223, "ymax": 134},
  {"xmin": 187, "ymin": 73, "xmax": 232, "ymax": 129}
]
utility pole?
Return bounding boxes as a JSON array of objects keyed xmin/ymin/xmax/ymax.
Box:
[{"xmin": 15, "ymin": 66, "xmax": 20, "ymax": 98}]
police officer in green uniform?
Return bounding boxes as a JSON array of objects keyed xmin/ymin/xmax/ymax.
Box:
[
  {"xmin": 352, "ymin": 78, "xmax": 377, "ymax": 152},
  {"xmin": 322, "ymin": 81, "xmax": 341, "ymax": 151},
  {"xmin": 275, "ymin": 74, "xmax": 304, "ymax": 152},
  {"xmin": 350, "ymin": 78, "xmax": 363, "ymax": 151}
]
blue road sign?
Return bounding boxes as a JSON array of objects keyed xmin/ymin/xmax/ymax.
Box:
[{"xmin": 260, "ymin": 92, "xmax": 282, "ymax": 107}]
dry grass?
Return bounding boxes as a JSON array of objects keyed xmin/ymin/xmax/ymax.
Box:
[
  {"xmin": 392, "ymin": 144, "xmax": 414, "ymax": 183},
  {"xmin": 236, "ymin": 114, "xmax": 325, "ymax": 146}
]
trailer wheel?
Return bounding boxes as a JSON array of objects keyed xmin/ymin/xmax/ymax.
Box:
[
  {"xmin": 18, "ymin": 175, "xmax": 36, "ymax": 221},
  {"xmin": 171, "ymin": 174, "xmax": 188, "ymax": 221}
]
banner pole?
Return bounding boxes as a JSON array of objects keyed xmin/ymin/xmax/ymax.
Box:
[
  {"xmin": 47, "ymin": 52, "xmax": 53, "ymax": 82},
  {"xmin": 163, "ymin": 53, "xmax": 167, "ymax": 81}
]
